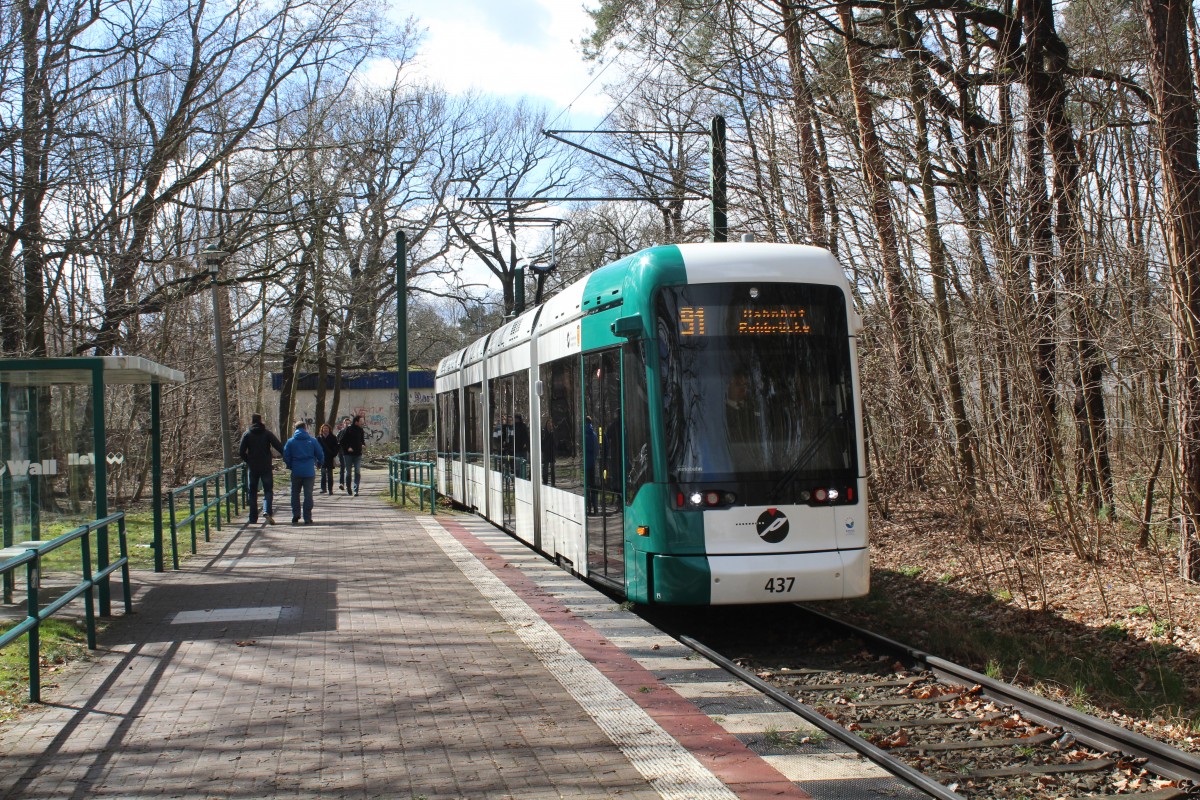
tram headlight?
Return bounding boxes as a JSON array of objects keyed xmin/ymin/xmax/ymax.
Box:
[
  {"xmin": 689, "ymin": 492, "xmax": 704, "ymax": 507},
  {"xmin": 704, "ymin": 491, "xmax": 721, "ymax": 506},
  {"xmin": 827, "ymin": 488, "xmax": 839, "ymax": 501}
]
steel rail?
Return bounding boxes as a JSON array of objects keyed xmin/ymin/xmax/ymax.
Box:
[
  {"xmin": 798, "ymin": 605, "xmax": 1200, "ymax": 784},
  {"xmin": 676, "ymin": 634, "xmax": 968, "ymax": 800}
]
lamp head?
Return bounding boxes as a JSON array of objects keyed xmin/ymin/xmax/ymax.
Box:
[{"xmin": 201, "ymin": 244, "xmax": 228, "ymax": 280}]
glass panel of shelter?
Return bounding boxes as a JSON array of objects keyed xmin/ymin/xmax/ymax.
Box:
[{"xmin": 2, "ymin": 380, "xmax": 100, "ymax": 551}]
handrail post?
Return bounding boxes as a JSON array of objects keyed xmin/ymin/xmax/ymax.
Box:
[
  {"xmin": 224, "ymin": 468, "xmax": 232, "ymax": 523},
  {"xmin": 167, "ymin": 491, "xmax": 180, "ymax": 570},
  {"xmin": 213, "ymin": 476, "xmax": 223, "ymax": 532},
  {"xmin": 26, "ymin": 553, "xmax": 40, "ymax": 703},
  {"xmin": 189, "ymin": 485, "xmax": 198, "ymax": 553},
  {"xmin": 81, "ymin": 528, "xmax": 97, "ymax": 650},
  {"xmin": 234, "ymin": 465, "xmax": 242, "ymax": 515},
  {"xmin": 429, "ymin": 461, "xmax": 437, "ymax": 515},
  {"xmin": 202, "ymin": 481, "xmax": 210, "ymax": 544},
  {"xmin": 119, "ymin": 516, "xmax": 132, "ymax": 614}
]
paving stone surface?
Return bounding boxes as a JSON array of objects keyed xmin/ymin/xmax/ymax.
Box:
[{"xmin": 0, "ymin": 471, "xmax": 662, "ymax": 800}]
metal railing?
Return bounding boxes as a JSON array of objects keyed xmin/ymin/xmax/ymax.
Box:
[
  {"xmin": 0, "ymin": 512, "xmax": 131, "ymax": 702},
  {"xmin": 164, "ymin": 465, "xmax": 243, "ymax": 570},
  {"xmin": 388, "ymin": 451, "xmax": 437, "ymax": 514}
]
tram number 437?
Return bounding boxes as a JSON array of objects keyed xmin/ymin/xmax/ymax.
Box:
[{"xmin": 764, "ymin": 577, "xmax": 796, "ymax": 593}]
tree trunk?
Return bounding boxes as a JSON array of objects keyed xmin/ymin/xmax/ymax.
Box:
[
  {"xmin": 838, "ymin": 0, "xmax": 927, "ymax": 484},
  {"xmin": 1144, "ymin": 0, "xmax": 1200, "ymax": 580},
  {"xmin": 779, "ymin": 0, "xmax": 829, "ymax": 250},
  {"xmin": 277, "ymin": 270, "xmax": 309, "ymax": 432},
  {"xmin": 895, "ymin": 5, "xmax": 977, "ymax": 499},
  {"xmin": 1021, "ymin": 0, "xmax": 1060, "ymax": 500},
  {"xmin": 20, "ymin": 0, "xmax": 48, "ymax": 357}
]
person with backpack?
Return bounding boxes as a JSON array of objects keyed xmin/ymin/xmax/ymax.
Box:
[
  {"xmin": 238, "ymin": 413, "xmax": 284, "ymax": 524},
  {"xmin": 337, "ymin": 414, "xmax": 366, "ymax": 496},
  {"xmin": 283, "ymin": 421, "xmax": 324, "ymax": 524}
]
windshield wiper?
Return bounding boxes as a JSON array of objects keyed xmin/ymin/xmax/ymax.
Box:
[{"xmin": 769, "ymin": 417, "xmax": 843, "ymax": 498}]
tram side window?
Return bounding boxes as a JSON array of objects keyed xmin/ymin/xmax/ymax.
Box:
[
  {"xmin": 488, "ymin": 375, "xmax": 513, "ymax": 471},
  {"xmin": 623, "ymin": 342, "xmax": 651, "ymax": 502},
  {"xmin": 539, "ymin": 356, "xmax": 582, "ymax": 493},
  {"xmin": 464, "ymin": 383, "xmax": 483, "ymax": 465},
  {"xmin": 436, "ymin": 389, "xmax": 459, "ymax": 456},
  {"xmin": 514, "ymin": 371, "xmax": 530, "ymax": 479}
]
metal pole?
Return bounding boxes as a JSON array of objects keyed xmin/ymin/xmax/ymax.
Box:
[
  {"xmin": 92, "ymin": 363, "xmax": 109, "ymax": 616},
  {"xmin": 396, "ymin": 231, "xmax": 409, "ymax": 456},
  {"xmin": 1, "ymin": 381, "xmax": 11, "ymax": 603},
  {"xmin": 210, "ymin": 271, "xmax": 233, "ymax": 469},
  {"xmin": 151, "ymin": 381, "xmax": 164, "ymax": 573},
  {"xmin": 710, "ymin": 115, "xmax": 728, "ymax": 243}
]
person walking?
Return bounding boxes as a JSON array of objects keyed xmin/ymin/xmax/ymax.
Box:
[
  {"xmin": 316, "ymin": 423, "xmax": 340, "ymax": 494},
  {"xmin": 337, "ymin": 414, "xmax": 366, "ymax": 496},
  {"xmin": 335, "ymin": 416, "xmax": 352, "ymax": 490},
  {"xmin": 238, "ymin": 413, "xmax": 284, "ymax": 524},
  {"xmin": 283, "ymin": 421, "xmax": 324, "ymax": 525}
]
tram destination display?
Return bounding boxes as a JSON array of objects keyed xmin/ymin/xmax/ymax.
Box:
[{"xmin": 678, "ymin": 305, "xmax": 812, "ymax": 336}]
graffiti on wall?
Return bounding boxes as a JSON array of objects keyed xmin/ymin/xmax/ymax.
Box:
[{"xmin": 291, "ymin": 388, "xmax": 432, "ymax": 444}]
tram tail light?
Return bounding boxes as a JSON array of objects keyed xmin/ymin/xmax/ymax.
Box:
[{"xmin": 803, "ymin": 486, "xmax": 858, "ymax": 506}]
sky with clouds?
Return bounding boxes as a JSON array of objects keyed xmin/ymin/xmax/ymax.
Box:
[{"xmin": 394, "ymin": 0, "xmax": 610, "ymax": 128}]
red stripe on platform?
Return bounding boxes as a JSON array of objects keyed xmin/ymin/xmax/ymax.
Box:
[{"xmin": 438, "ymin": 519, "xmax": 812, "ymax": 800}]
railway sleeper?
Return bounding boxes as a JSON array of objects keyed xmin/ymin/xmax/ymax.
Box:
[
  {"xmin": 896, "ymin": 730, "xmax": 1059, "ymax": 753},
  {"xmin": 850, "ymin": 712, "xmax": 1006, "ymax": 729},
  {"xmin": 1084, "ymin": 789, "xmax": 1189, "ymax": 800},
  {"xmin": 938, "ymin": 756, "xmax": 1116, "ymax": 781},
  {"xmin": 830, "ymin": 691, "xmax": 964, "ymax": 707},
  {"xmin": 787, "ymin": 677, "xmax": 923, "ymax": 692}
]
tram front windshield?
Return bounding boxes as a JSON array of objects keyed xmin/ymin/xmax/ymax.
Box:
[{"xmin": 656, "ymin": 282, "xmax": 858, "ymax": 504}]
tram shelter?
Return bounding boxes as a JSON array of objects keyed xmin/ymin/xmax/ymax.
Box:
[{"xmin": 0, "ymin": 357, "xmax": 184, "ymax": 612}]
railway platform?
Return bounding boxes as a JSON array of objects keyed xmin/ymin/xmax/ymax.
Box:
[{"xmin": 0, "ymin": 470, "xmax": 922, "ymax": 800}]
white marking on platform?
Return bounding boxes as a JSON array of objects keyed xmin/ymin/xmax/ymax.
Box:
[
  {"xmin": 667, "ymin": 681, "xmax": 763, "ymax": 699},
  {"xmin": 632, "ymin": 656, "xmax": 716, "ymax": 671},
  {"xmin": 419, "ymin": 517, "xmax": 738, "ymax": 800},
  {"xmin": 606, "ymin": 634, "xmax": 688, "ymax": 650},
  {"xmin": 763, "ymin": 752, "xmax": 892, "ymax": 781},
  {"xmin": 713, "ymin": 712, "xmax": 821, "ymax": 735},
  {"xmin": 213, "ymin": 557, "xmax": 295, "ymax": 567},
  {"xmin": 586, "ymin": 617, "xmax": 659, "ymax": 629},
  {"xmin": 170, "ymin": 607, "xmax": 283, "ymax": 624}
]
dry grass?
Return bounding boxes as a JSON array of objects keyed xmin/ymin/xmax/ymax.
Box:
[{"xmin": 814, "ymin": 500, "xmax": 1200, "ymax": 750}]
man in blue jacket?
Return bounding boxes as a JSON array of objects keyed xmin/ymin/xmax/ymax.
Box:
[{"xmin": 283, "ymin": 421, "xmax": 324, "ymax": 525}]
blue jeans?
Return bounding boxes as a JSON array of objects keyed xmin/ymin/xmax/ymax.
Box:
[
  {"xmin": 247, "ymin": 468, "xmax": 274, "ymax": 521},
  {"xmin": 290, "ymin": 475, "xmax": 315, "ymax": 522},
  {"xmin": 320, "ymin": 461, "xmax": 336, "ymax": 493},
  {"xmin": 342, "ymin": 454, "xmax": 362, "ymax": 492}
]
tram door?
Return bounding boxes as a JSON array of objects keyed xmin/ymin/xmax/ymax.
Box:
[
  {"xmin": 489, "ymin": 375, "xmax": 516, "ymax": 532},
  {"xmin": 584, "ymin": 349, "xmax": 624, "ymax": 588}
]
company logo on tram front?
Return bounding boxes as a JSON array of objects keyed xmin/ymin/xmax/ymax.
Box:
[{"xmin": 756, "ymin": 508, "xmax": 789, "ymax": 543}]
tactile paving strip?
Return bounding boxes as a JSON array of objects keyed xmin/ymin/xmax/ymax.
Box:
[{"xmin": 455, "ymin": 518, "xmax": 930, "ymax": 800}]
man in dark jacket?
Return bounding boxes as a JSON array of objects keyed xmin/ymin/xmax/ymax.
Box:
[
  {"xmin": 283, "ymin": 421, "xmax": 324, "ymax": 525},
  {"xmin": 239, "ymin": 413, "xmax": 284, "ymax": 524},
  {"xmin": 337, "ymin": 415, "xmax": 367, "ymax": 496}
]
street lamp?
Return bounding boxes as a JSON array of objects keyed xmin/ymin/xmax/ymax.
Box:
[{"xmin": 202, "ymin": 244, "xmax": 233, "ymax": 469}]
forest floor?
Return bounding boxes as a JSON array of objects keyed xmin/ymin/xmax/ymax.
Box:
[{"xmin": 812, "ymin": 500, "xmax": 1200, "ymax": 752}]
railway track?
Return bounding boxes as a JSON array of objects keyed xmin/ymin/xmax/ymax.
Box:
[{"xmin": 642, "ymin": 603, "xmax": 1200, "ymax": 799}]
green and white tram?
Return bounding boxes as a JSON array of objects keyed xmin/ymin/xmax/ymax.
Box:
[{"xmin": 434, "ymin": 242, "xmax": 868, "ymax": 605}]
